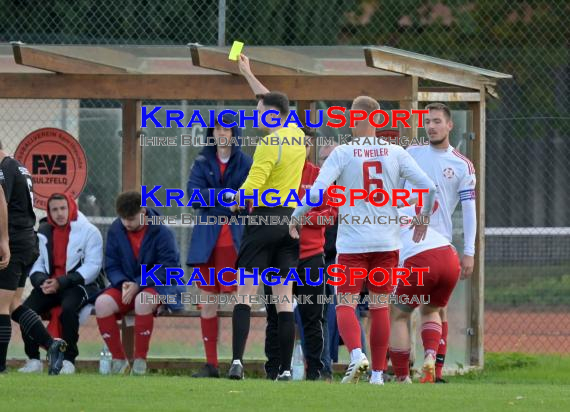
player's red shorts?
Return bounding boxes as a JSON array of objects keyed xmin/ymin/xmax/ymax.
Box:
[
  {"xmin": 196, "ymin": 245, "xmax": 238, "ymax": 294},
  {"xmin": 395, "ymin": 245, "xmax": 460, "ymax": 308},
  {"xmin": 336, "ymin": 250, "xmax": 399, "ymax": 295},
  {"xmin": 101, "ymin": 286, "xmax": 159, "ymax": 318}
]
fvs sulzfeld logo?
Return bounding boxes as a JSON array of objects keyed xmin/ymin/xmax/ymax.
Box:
[{"xmin": 15, "ymin": 128, "xmax": 88, "ymax": 209}]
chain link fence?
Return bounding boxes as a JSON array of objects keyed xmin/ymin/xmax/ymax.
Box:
[{"xmin": 0, "ymin": 0, "xmax": 569, "ymax": 358}]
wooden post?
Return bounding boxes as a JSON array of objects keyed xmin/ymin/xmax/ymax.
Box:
[
  {"xmin": 121, "ymin": 99, "xmax": 142, "ymax": 361},
  {"xmin": 398, "ymin": 76, "xmax": 419, "ymax": 144},
  {"xmin": 399, "ymin": 76, "xmax": 419, "ymax": 365},
  {"xmin": 121, "ymin": 100, "xmax": 142, "ymax": 190},
  {"xmin": 468, "ymin": 92, "xmax": 486, "ymax": 368}
]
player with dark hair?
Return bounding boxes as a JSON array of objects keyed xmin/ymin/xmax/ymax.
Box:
[
  {"xmin": 18, "ymin": 192, "xmax": 103, "ymax": 374},
  {"xmin": 227, "ymin": 54, "xmax": 306, "ymax": 381},
  {"xmin": 255, "ymin": 92, "xmax": 290, "ymax": 118},
  {"xmin": 403, "ymin": 102, "xmax": 477, "ymax": 382},
  {"xmin": 0, "ymin": 144, "xmax": 67, "ymax": 374},
  {"xmin": 95, "ymin": 191, "xmax": 185, "ymax": 375}
]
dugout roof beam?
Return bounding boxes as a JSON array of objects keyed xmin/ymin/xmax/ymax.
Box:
[
  {"xmin": 12, "ymin": 43, "xmax": 135, "ymax": 74},
  {"xmin": 0, "ymin": 73, "xmax": 414, "ymax": 101},
  {"xmin": 365, "ymin": 45, "xmax": 512, "ymax": 81},
  {"xmin": 3, "ymin": 43, "xmax": 410, "ymax": 101},
  {"xmin": 417, "ymin": 87, "xmax": 481, "ymax": 102},
  {"xmin": 188, "ymin": 43, "xmax": 318, "ymax": 75},
  {"xmin": 364, "ymin": 46, "xmax": 511, "ymax": 99}
]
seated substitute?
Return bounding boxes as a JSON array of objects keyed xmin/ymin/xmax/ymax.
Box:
[
  {"xmin": 95, "ymin": 191, "xmax": 185, "ymax": 376},
  {"xmin": 19, "ymin": 193, "xmax": 103, "ymax": 374}
]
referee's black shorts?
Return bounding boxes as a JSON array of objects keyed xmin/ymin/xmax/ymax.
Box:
[
  {"xmin": 236, "ymin": 206, "xmax": 299, "ymax": 277},
  {"xmin": 0, "ymin": 232, "xmax": 39, "ymax": 291}
]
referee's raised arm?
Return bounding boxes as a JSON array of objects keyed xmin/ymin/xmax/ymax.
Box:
[
  {"xmin": 238, "ymin": 54, "xmax": 270, "ymax": 97},
  {"xmin": 231, "ymin": 54, "xmax": 305, "ymax": 211}
]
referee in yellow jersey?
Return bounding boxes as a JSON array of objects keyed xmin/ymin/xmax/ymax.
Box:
[{"xmin": 228, "ymin": 55, "xmax": 306, "ymax": 380}]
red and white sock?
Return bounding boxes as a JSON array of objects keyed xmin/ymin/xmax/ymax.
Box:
[
  {"xmin": 421, "ymin": 321, "xmax": 442, "ymax": 359},
  {"xmin": 336, "ymin": 305, "xmax": 362, "ymax": 353},
  {"xmin": 134, "ymin": 314, "xmax": 154, "ymax": 360},
  {"xmin": 389, "ymin": 348, "xmax": 410, "ymax": 379},
  {"xmin": 369, "ymin": 306, "xmax": 390, "ymax": 371},
  {"xmin": 436, "ymin": 321, "xmax": 448, "ymax": 379},
  {"xmin": 97, "ymin": 315, "xmax": 126, "ymax": 360},
  {"xmin": 200, "ymin": 316, "xmax": 219, "ymax": 368}
]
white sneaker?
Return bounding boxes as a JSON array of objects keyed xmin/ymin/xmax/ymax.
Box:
[
  {"xmin": 275, "ymin": 370, "xmax": 292, "ymax": 381},
  {"xmin": 111, "ymin": 359, "xmax": 130, "ymax": 375},
  {"xmin": 397, "ymin": 376, "xmax": 413, "ymax": 384},
  {"xmin": 18, "ymin": 359, "xmax": 43, "ymax": 373},
  {"xmin": 341, "ymin": 353, "xmax": 369, "ymax": 384},
  {"xmin": 369, "ymin": 371, "xmax": 384, "ymax": 385},
  {"xmin": 60, "ymin": 360, "xmax": 76, "ymax": 375},
  {"xmin": 131, "ymin": 359, "xmax": 147, "ymax": 376}
]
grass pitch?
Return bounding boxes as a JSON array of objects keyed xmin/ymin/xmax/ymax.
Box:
[{"xmin": 1, "ymin": 353, "xmax": 569, "ymax": 412}]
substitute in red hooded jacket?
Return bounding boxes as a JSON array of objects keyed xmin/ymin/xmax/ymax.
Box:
[
  {"xmin": 19, "ymin": 193, "xmax": 103, "ymax": 374},
  {"xmin": 298, "ymin": 161, "xmax": 338, "ymax": 259},
  {"xmin": 264, "ymin": 131, "xmax": 337, "ymax": 381}
]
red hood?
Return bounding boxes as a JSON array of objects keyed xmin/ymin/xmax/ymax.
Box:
[{"xmin": 47, "ymin": 192, "xmax": 78, "ymax": 228}]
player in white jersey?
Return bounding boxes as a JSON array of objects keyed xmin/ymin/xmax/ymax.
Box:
[
  {"xmin": 402, "ymin": 102, "xmax": 476, "ymax": 382},
  {"xmin": 389, "ymin": 205, "xmax": 460, "ymax": 384},
  {"xmin": 290, "ymin": 96, "xmax": 436, "ymax": 386}
]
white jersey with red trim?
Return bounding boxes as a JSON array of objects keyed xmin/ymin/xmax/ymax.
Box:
[
  {"xmin": 403, "ymin": 144, "xmax": 476, "ymax": 243},
  {"xmin": 304, "ymin": 139, "xmax": 436, "ymax": 254},
  {"xmin": 398, "ymin": 206, "xmax": 449, "ymax": 263}
]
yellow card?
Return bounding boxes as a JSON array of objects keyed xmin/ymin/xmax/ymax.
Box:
[{"xmin": 228, "ymin": 41, "xmax": 244, "ymax": 61}]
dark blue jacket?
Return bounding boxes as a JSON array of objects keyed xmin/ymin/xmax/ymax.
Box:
[
  {"xmin": 105, "ymin": 208, "xmax": 186, "ymax": 311},
  {"xmin": 186, "ymin": 126, "xmax": 252, "ymax": 265}
]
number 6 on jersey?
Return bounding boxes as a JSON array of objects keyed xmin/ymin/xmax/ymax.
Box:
[{"xmin": 363, "ymin": 161, "xmax": 383, "ymax": 203}]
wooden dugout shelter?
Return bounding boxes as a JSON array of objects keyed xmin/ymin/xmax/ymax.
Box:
[{"xmin": 1, "ymin": 42, "xmax": 510, "ymax": 368}]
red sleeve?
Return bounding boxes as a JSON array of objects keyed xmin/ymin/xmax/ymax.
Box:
[
  {"xmin": 306, "ymin": 187, "xmax": 338, "ymax": 226},
  {"xmin": 301, "ymin": 161, "xmax": 338, "ymax": 226}
]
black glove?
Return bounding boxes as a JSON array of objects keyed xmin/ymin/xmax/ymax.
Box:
[
  {"xmin": 30, "ymin": 272, "xmax": 49, "ymax": 289},
  {"xmin": 57, "ymin": 271, "xmax": 85, "ymax": 290}
]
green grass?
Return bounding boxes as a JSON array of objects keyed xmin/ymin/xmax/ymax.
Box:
[
  {"xmin": 453, "ymin": 353, "xmax": 570, "ymax": 385},
  {"xmin": 1, "ymin": 353, "xmax": 570, "ymax": 411}
]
